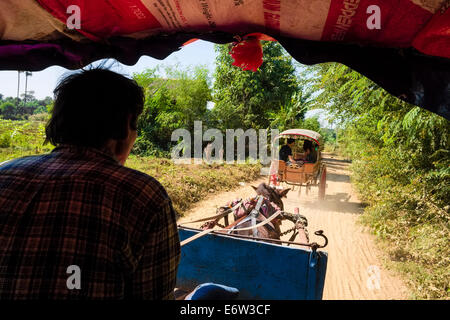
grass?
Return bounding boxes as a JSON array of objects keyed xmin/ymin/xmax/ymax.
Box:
[
  {"xmin": 0, "ymin": 117, "xmax": 263, "ymax": 214},
  {"xmin": 0, "ymin": 117, "xmax": 53, "ymax": 162},
  {"xmin": 127, "ymin": 156, "xmax": 262, "ymax": 214}
]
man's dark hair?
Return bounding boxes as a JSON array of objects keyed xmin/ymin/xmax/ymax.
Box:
[
  {"xmin": 287, "ymin": 138, "xmax": 295, "ymax": 144},
  {"xmin": 45, "ymin": 68, "xmax": 145, "ymax": 148}
]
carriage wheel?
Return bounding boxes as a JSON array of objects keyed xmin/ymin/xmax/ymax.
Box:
[{"xmin": 318, "ymin": 166, "xmax": 327, "ymax": 200}]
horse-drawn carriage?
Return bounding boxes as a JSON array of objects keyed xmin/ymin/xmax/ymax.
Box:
[
  {"xmin": 176, "ymin": 183, "xmax": 329, "ymax": 300},
  {"xmin": 269, "ymin": 129, "xmax": 327, "ymax": 199}
]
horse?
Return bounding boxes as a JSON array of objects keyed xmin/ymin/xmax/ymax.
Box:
[
  {"xmin": 251, "ymin": 182, "xmax": 290, "ymax": 211},
  {"xmin": 201, "ymin": 183, "xmax": 291, "ymax": 240}
]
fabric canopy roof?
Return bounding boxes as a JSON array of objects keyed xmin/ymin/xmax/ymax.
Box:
[
  {"xmin": 278, "ymin": 129, "xmax": 323, "ymax": 146},
  {"xmin": 0, "ymin": 0, "xmax": 449, "ymax": 119}
]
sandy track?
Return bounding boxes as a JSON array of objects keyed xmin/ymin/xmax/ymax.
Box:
[{"xmin": 178, "ymin": 154, "xmax": 410, "ymax": 300}]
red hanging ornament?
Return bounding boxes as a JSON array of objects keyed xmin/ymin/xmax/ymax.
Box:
[
  {"xmin": 230, "ymin": 37, "xmax": 263, "ymax": 72},
  {"xmin": 229, "ymin": 33, "xmax": 277, "ymax": 72}
]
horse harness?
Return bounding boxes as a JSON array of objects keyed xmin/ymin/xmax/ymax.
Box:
[
  {"xmin": 226, "ymin": 195, "xmax": 277, "ymax": 237},
  {"xmin": 180, "ymin": 195, "xmax": 282, "ymax": 238}
]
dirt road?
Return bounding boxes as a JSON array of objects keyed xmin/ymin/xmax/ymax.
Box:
[{"xmin": 178, "ymin": 154, "xmax": 410, "ymax": 300}]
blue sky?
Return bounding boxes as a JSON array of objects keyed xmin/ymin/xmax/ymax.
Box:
[
  {"xmin": 0, "ymin": 39, "xmax": 330, "ymax": 126},
  {"xmin": 0, "ymin": 40, "xmax": 217, "ymax": 100}
]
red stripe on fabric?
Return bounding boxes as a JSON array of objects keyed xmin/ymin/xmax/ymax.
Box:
[
  {"xmin": 36, "ymin": 0, "xmax": 161, "ymax": 41},
  {"xmin": 412, "ymin": 6, "xmax": 450, "ymax": 59},
  {"xmin": 321, "ymin": 0, "xmax": 433, "ymax": 47}
]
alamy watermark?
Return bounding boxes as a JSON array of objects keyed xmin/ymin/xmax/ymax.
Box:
[
  {"xmin": 66, "ymin": 265, "xmax": 81, "ymax": 290},
  {"xmin": 66, "ymin": 5, "xmax": 81, "ymax": 30},
  {"xmin": 171, "ymin": 121, "xmax": 279, "ymax": 166},
  {"xmin": 366, "ymin": 265, "xmax": 381, "ymax": 290},
  {"xmin": 366, "ymin": 5, "xmax": 381, "ymax": 30}
]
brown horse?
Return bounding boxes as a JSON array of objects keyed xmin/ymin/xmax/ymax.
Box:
[
  {"xmin": 201, "ymin": 183, "xmax": 291, "ymax": 240},
  {"xmin": 251, "ymin": 183, "xmax": 290, "ymax": 211}
]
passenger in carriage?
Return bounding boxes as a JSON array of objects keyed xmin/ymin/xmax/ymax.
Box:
[{"xmin": 302, "ymin": 140, "xmax": 317, "ymax": 163}]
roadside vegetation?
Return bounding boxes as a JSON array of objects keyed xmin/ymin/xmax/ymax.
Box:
[
  {"xmin": 313, "ymin": 63, "xmax": 449, "ymax": 299},
  {"xmin": 0, "ymin": 116, "xmax": 53, "ymax": 162},
  {"xmin": 0, "ymin": 118, "xmax": 262, "ymax": 214},
  {"xmin": 127, "ymin": 156, "xmax": 261, "ymax": 214}
]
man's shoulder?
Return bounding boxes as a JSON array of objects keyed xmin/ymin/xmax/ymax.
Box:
[
  {"xmin": 0, "ymin": 153, "xmax": 53, "ymax": 172},
  {"xmin": 109, "ymin": 165, "xmax": 171, "ymax": 209},
  {"xmin": 114, "ymin": 165, "xmax": 166, "ymax": 193}
]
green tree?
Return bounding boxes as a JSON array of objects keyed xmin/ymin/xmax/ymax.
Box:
[
  {"xmin": 0, "ymin": 92, "xmax": 52, "ymax": 120},
  {"xmin": 212, "ymin": 41, "xmax": 298, "ymax": 130},
  {"xmin": 133, "ymin": 65, "xmax": 212, "ymax": 155},
  {"xmin": 312, "ymin": 63, "xmax": 449, "ymax": 170},
  {"xmin": 0, "ymin": 102, "xmax": 17, "ymax": 120},
  {"xmin": 268, "ymin": 87, "xmax": 314, "ymax": 131}
]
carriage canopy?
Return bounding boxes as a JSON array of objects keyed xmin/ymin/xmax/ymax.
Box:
[
  {"xmin": 276, "ymin": 129, "xmax": 324, "ymax": 149},
  {"xmin": 0, "ymin": 0, "xmax": 449, "ymax": 119}
]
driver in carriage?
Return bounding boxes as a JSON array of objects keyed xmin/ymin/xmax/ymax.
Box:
[{"xmin": 279, "ymin": 138, "xmax": 296, "ymax": 164}]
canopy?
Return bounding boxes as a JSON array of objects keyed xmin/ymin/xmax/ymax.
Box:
[
  {"xmin": 276, "ymin": 129, "xmax": 324, "ymax": 147},
  {"xmin": 1, "ymin": 0, "xmax": 449, "ymax": 119}
]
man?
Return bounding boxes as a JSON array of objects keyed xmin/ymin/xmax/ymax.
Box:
[
  {"xmin": 0, "ymin": 68, "xmax": 180, "ymax": 299},
  {"xmin": 302, "ymin": 140, "xmax": 317, "ymax": 163},
  {"xmin": 279, "ymin": 138, "xmax": 295, "ymax": 163}
]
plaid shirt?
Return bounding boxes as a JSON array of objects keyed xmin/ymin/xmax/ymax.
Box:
[{"xmin": 0, "ymin": 145, "xmax": 180, "ymax": 300}]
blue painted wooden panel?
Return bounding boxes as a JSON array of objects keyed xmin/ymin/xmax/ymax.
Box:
[{"xmin": 177, "ymin": 228, "xmax": 328, "ymax": 300}]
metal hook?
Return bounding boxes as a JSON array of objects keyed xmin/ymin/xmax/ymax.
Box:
[
  {"xmin": 314, "ymin": 230, "xmax": 328, "ymax": 248},
  {"xmin": 309, "ymin": 230, "xmax": 328, "ymax": 252}
]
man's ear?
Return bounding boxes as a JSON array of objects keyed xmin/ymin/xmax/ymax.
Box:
[
  {"xmin": 279, "ymin": 188, "xmax": 291, "ymax": 198},
  {"xmin": 112, "ymin": 114, "xmax": 131, "ymax": 140}
]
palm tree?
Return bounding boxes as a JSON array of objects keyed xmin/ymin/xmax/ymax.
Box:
[
  {"xmin": 268, "ymin": 87, "xmax": 315, "ymax": 131},
  {"xmin": 24, "ymin": 71, "xmax": 32, "ymax": 104},
  {"xmin": 17, "ymin": 71, "xmax": 24, "ymax": 107}
]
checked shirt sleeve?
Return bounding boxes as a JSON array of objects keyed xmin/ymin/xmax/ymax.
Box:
[{"xmin": 125, "ymin": 198, "xmax": 181, "ymax": 300}]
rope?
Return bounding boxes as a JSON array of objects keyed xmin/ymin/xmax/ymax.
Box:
[{"xmin": 179, "ymin": 196, "xmax": 311, "ymax": 247}]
